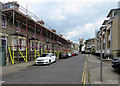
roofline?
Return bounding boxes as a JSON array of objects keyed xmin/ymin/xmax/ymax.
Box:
[
  {"xmin": 100, "ymin": 25, "xmax": 106, "ymax": 30},
  {"xmin": 107, "ymin": 8, "xmax": 120, "ymax": 17},
  {"xmin": 2, "ymin": 8, "xmax": 71, "ymax": 44},
  {"xmin": 4, "ymin": 1, "xmax": 19, "ymax": 5},
  {"xmin": 85, "ymin": 38, "xmax": 95, "ymax": 43},
  {"xmin": 102, "ymin": 20, "xmax": 109, "ymax": 25}
]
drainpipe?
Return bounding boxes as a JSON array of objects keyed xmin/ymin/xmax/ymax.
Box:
[
  {"xmin": 100, "ymin": 30, "xmax": 103, "ymax": 82},
  {"xmin": 110, "ymin": 23, "xmax": 113, "ymax": 58}
]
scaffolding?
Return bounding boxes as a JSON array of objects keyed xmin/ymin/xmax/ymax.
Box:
[{"xmin": 1, "ymin": 1, "xmax": 72, "ymax": 65}]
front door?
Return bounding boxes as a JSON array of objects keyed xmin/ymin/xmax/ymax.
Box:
[
  {"xmin": 1, "ymin": 36, "xmax": 7, "ymax": 66},
  {"xmin": 1, "ymin": 36, "xmax": 7, "ymax": 51}
]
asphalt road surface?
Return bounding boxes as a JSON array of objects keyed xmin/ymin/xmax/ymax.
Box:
[{"xmin": 3, "ymin": 54, "xmax": 86, "ymax": 84}]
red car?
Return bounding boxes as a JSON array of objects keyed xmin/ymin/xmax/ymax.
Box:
[{"xmin": 72, "ymin": 53, "xmax": 75, "ymax": 56}]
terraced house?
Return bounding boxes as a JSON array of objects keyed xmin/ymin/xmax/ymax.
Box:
[
  {"xmin": 0, "ymin": 1, "xmax": 73, "ymax": 66},
  {"xmin": 84, "ymin": 38, "xmax": 95, "ymax": 53},
  {"xmin": 95, "ymin": 8, "xmax": 120, "ymax": 59}
]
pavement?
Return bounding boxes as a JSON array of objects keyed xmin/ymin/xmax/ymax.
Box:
[
  {"xmin": 86, "ymin": 54, "xmax": 120, "ymax": 85},
  {"xmin": 0, "ymin": 66, "xmax": 2, "ymax": 86},
  {"xmin": 1, "ymin": 61, "xmax": 35, "ymax": 76}
]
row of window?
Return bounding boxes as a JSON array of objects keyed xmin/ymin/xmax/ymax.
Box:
[
  {"xmin": 1, "ymin": 36, "xmax": 55, "ymax": 51},
  {"xmin": 87, "ymin": 44, "xmax": 95, "ymax": 47}
]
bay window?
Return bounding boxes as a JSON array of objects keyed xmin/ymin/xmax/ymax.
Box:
[
  {"xmin": 31, "ymin": 41, "xmax": 34, "ymax": 51},
  {"xmin": 36, "ymin": 42, "xmax": 39, "ymax": 51},
  {"xmin": 19, "ymin": 38, "xmax": 26, "ymax": 51},
  {"xmin": 13, "ymin": 37, "xmax": 17, "ymax": 51}
]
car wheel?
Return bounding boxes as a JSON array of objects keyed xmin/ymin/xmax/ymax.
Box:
[
  {"xmin": 54, "ymin": 58, "xmax": 56, "ymax": 63},
  {"xmin": 49, "ymin": 60, "xmax": 51, "ymax": 65}
]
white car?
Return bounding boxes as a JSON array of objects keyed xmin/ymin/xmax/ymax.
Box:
[
  {"xmin": 36, "ymin": 53, "xmax": 56, "ymax": 65},
  {"xmin": 67, "ymin": 53, "xmax": 72, "ymax": 57}
]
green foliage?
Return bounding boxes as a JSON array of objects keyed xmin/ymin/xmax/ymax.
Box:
[
  {"xmin": 92, "ymin": 49, "xmax": 96, "ymax": 54},
  {"xmin": 79, "ymin": 44, "xmax": 83, "ymax": 52},
  {"xmin": 117, "ymin": 51, "xmax": 120, "ymax": 57}
]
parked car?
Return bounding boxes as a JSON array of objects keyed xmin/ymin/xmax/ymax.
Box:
[
  {"xmin": 72, "ymin": 51, "xmax": 78, "ymax": 56},
  {"xmin": 59, "ymin": 53, "xmax": 69, "ymax": 59},
  {"xmin": 112, "ymin": 57, "xmax": 120, "ymax": 70},
  {"xmin": 67, "ymin": 52, "xmax": 72, "ymax": 57},
  {"xmin": 74, "ymin": 51, "xmax": 79, "ymax": 55},
  {"xmin": 72, "ymin": 53, "xmax": 76, "ymax": 56},
  {"xmin": 36, "ymin": 53, "xmax": 56, "ymax": 65}
]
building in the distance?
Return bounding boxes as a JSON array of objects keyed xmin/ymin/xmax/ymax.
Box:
[
  {"xmin": 79, "ymin": 38, "xmax": 84, "ymax": 45},
  {"xmin": 84, "ymin": 38, "xmax": 95, "ymax": 53},
  {"xmin": 73, "ymin": 43, "xmax": 79, "ymax": 52},
  {"xmin": 79, "ymin": 38, "xmax": 84, "ymax": 52}
]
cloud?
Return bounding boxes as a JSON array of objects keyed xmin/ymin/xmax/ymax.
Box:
[
  {"xmin": 3, "ymin": 0, "xmax": 119, "ymax": 3},
  {"xmin": 2, "ymin": 0, "xmax": 118, "ymax": 44},
  {"xmin": 49, "ymin": 6, "xmax": 66, "ymax": 21},
  {"xmin": 48, "ymin": 1, "xmax": 96, "ymax": 21},
  {"xmin": 64, "ymin": 17, "xmax": 105, "ymax": 42}
]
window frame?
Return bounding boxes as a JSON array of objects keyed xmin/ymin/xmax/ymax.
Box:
[
  {"xmin": 1, "ymin": 36, "xmax": 7, "ymax": 51},
  {"xmin": 19, "ymin": 38, "xmax": 26, "ymax": 51}
]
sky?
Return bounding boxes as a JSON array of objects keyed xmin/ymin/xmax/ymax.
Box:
[{"xmin": 1, "ymin": 0, "xmax": 119, "ymax": 44}]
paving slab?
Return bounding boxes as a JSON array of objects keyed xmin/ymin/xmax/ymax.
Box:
[
  {"xmin": 2, "ymin": 61, "xmax": 35, "ymax": 76},
  {"xmin": 86, "ymin": 55, "xmax": 119, "ymax": 85}
]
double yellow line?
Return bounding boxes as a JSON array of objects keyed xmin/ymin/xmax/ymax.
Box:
[{"xmin": 82, "ymin": 57, "xmax": 87, "ymax": 86}]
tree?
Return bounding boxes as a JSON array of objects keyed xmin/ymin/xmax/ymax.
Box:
[
  {"xmin": 117, "ymin": 51, "xmax": 120, "ymax": 57},
  {"xmin": 92, "ymin": 49, "xmax": 96, "ymax": 54},
  {"xmin": 79, "ymin": 44, "xmax": 83, "ymax": 52}
]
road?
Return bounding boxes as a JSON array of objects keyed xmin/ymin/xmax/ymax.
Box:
[{"xmin": 3, "ymin": 54, "xmax": 86, "ymax": 84}]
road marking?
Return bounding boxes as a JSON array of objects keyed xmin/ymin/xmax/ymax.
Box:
[
  {"xmin": 82, "ymin": 57, "xmax": 87, "ymax": 86},
  {"xmin": 82, "ymin": 67, "xmax": 85, "ymax": 82},
  {"xmin": 84, "ymin": 72, "xmax": 86, "ymax": 85}
]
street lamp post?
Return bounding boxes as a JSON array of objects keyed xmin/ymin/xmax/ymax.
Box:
[{"xmin": 100, "ymin": 30, "xmax": 103, "ymax": 82}]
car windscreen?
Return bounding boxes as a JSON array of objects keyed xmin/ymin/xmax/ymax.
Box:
[{"xmin": 40, "ymin": 54, "xmax": 50, "ymax": 57}]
